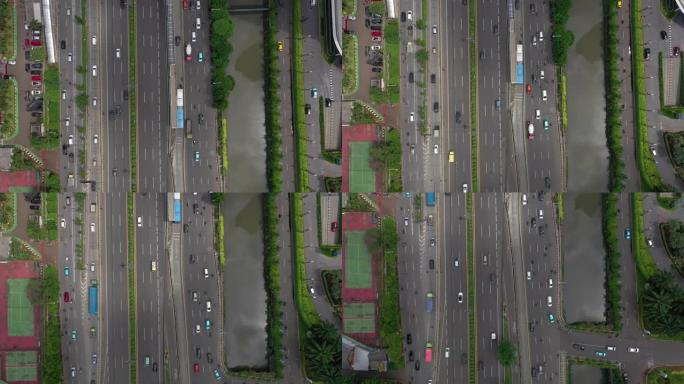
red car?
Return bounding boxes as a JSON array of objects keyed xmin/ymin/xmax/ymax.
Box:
[
  {"xmin": 526, "ymin": 83, "xmax": 532, "ymax": 94},
  {"xmin": 675, "ymin": 46, "xmax": 681, "ymax": 57},
  {"xmin": 63, "ymin": 291, "xmax": 70, "ymax": 303},
  {"xmin": 331, "ymin": 222, "xmax": 337, "ymax": 232},
  {"xmin": 31, "ymin": 75, "xmax": 42, "ymax": 81},
  {"xmin": 183, "ymin": 0, "xmax": 189, "ymax": 9},
  {"xmin": 371, "ymin": 30, "xmax": 382, "ymax": 37},
  {"xmin": 193, "ymin": 363, "xmax": 200, "ymax": 373},
  {"xmin": 185, "ymin": 54, "xmax": 192, "ymax": 62},
  {"xmin": 30, "ymin": 40, "xmax": 42, "ymax": 47}
]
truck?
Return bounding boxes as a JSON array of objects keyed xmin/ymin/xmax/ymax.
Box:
[
  {"xmin": 433, "ymin": 125, "xmax": 439, "ymax": 137},
  {"xmin": 425, "ymin": 342, "xmax": 433, "ymax": 363},
  {"xmin": 426, "ymin": 292, "xmax": 434, "ymax": 313},
  {"xmin": 426, "ymin": 192, "xmax": 436, "ymax": 207},
  {"xmin": 185, "ymin": 43, "xmax": 192, "ymax": 57},
  {"xmin": 185, "ymin": 118, "xmax": 192, "ymax": 139},
  {"xmin": 176, "ymin": 87, "xmax": 184, "ymax": 129},
  {"xmin": 168, "ymin": 193, "xmax": 182, "ymax": 223},
  {"xmin": 88, "ymin": 284, "xmax": 98, "ymax": 316}
]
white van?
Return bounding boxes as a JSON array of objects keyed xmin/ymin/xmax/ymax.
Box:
[
  {"xmin": 547, "ymin": 296, "xmax": 553, "ymax": 307},
  {"xmin": 538, "ymin": 209, "xmax": 544, "ymax": 219},
  {"xmin": 542, "ymin": 89, "xmax": 547, "ymax": 101},
  {"xmin": 151, "ymin": 261, "xmax": 157, "ymax": 271},
  {"xmin": 204, "ymin": 268, "xmax": 209, "ymax": 278},
  {"xmin": 538, "ymin": 31, "xmax": 544, "ymax": 41},
  {"xmin": 522, "ymin": 194, "xmax": 527, "ymax": 205},
  {"xmin": 491, "ymin": 332, "xmax": 497, "ymax": 341},
  {"xmin": 195, "ymin": 17, "xmax": 201, "ymax": 29},
  {"xmin": 540, "ymin": 70, "xmax": 545, "ymax": 79},
  {"xmin": 206, "ymin": 300, "xmax": 212, "ymax": 312},
  {"xmin": 548, "ymin": 278, "xmax": 554, "ymax": 288}
]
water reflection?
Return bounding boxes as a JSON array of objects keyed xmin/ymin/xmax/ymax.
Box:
[
  {"xmin": 563, "ymin": 193, "xmax": 606, "ymax": 323},
  {"xmin": 222, "ymin": 194, "xmax": 268, "ymax": 368}
]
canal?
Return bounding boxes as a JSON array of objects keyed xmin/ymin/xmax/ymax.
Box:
[
  {"xmin": 225, "ymin": 2, "xmax": 268, "ymax": 192},
  {"xmin": 222, "ymin": 193, "xmax": 268, "ymax": 368},
  {"xmin": 566, "ymin": 0, "xmax": 609, "ymax": 191},
  {"xmin": 563, "ymin": 193, "xmax": 606, "ymax": 324}
]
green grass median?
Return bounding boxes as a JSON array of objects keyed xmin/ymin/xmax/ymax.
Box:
[
  {"xmin": 128, "ymin": 5, "xmax": 138, "ymax": 191},
  {"xmin": 468, "ymin": 0, "xmax": 479, "ymax": 191}
]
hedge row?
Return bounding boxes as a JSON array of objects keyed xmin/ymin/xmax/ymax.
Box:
[
  {"xmin": 262, "ymin": 193, "xmax": 283, "ymax": 377},
  {"xmin": 264, "ymin": 1, "xmax": 283, "ymax": 191}
]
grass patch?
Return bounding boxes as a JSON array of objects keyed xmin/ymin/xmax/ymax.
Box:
[
  {"xmin": 344, "ymin": 193, "xmax": 375, "ymax": 212},
  {"xmin": 127, "ymin": 193, "xmax": 137, "ymax": 383},
  {"xmin": 219, "ymin": 118, "xmax": 229, "ymax": 174},
  {"xmin": 292, "ymin": 0, "xmax": 309, "ymax": 191},
  {"xmin": 215, "ymin": 206, "xmax": 225, "ymax": 268},
  {"xmin": 342, "ymin": 33, "xmax": 359, "ymax": 95},
  {"xmin": 0, "ymin": 79, "xmax": 17, "ymax": 139},
  {"xmin": 466, "ymin": 194, "xmax": 476, "ymax": 383},
  {"xmin": 351, "ymin": 101, "xmax": 380, "ymax": 124},
  {"xmin": 656, "ymin": 192, "xmax": 681, "ymax": 209},
  {"xmin": 128, "ymin": 6, "xmax": 137, "ymax": 191},
  {"xmin": 648, "ymin": 368, "xmax": 684, "ymax": 384},
  {"xmin": 659, "ymin": 0, "xmax": 678, "ymax": 20},
  {"xmin": 632, "ymin": 0, "xmax": 670, "ymax": 191},
  {"xmin": 342, "ymin": 0, "xmax": 356, "ymax": 16},
  {"xmin": 468, "ymin": 0, "xmax": 478, "ymax": 191},
  {"xmin": 554, "ymin": 193, "xmax": 564, "ymax": 224},
  {"xmin": 632, "ymin": 193, "xmax": 658, "ymax": 278},
  {"xmin": 32, "ymin": 65, "xmax": 60, "ymax": 149},
  {"xmin": 384, "ymin": 20, "xmax": 400, "ymax": 104},
  {"xmin": 0, "ymin": 193, "xmax": 15, "ymax": 232},
  {"xmin": 0, "ymin": 2, "xmax": 15, "ymax": 59},
  {"xmin": 559, "ymin": 67, "xmax": 568, "ymax": 132}
]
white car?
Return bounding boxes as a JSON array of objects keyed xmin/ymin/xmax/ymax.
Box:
[
  {"xmin": 67, "ymin": 53, "xmax": 72, "ymax": 62},
  {"xmin": 370, "ymin": 45, "xmax": 382, "ymax": 51},
  {"xmin": 92, "ymin": 65, "xmax": 97, "ymax": 77},
  {"xmin": 409, "ymin": 112, "xmax": 415, "ymax": 122},
  {"xmin": 454, "ymin": 259, "xmax": 459, "ymax": 267},
  {"xmin": 195, "ymin": 324, "xmax": 201, "ymax": 334},
  {"xmin": 462, "ymin": 183, "xmax": 468, "ymax": 193},
  {"xmin": 404, "ymin": 217, "xmax": 409, "ymax": 226},
  {"xmin": 92, "ymin": 34, "xmax": 97, "ymax": 45},
  {"xmin": 60, "ymin": 218, "xmax": 66, "ymax": 228},
  {"xmin": 540, "ymin": 70, "xmax": 545, "ymax": 79},
  {"xmin": 647, "ymin": 238, "xmax": 654, "ymax": 247},
  {"xmin": 90, "ymin": 223, "xmax": 95, "ymax": 232},
  {"xmin": 116, "ymin": 48, "xmax": 121, "ymax": 58},
  {"xmin": 196, "ymin": 0, "xmax": 200, "ymax": 9},
  {"xmin": 65, "ymin": 117, "xmax": 70, "ymax": 127},
  {"xmin": 548, "ymin": 278, "xmax": 553, "ymax": 288},
  {"xmin": 62, "ymin": 90, "xmax": 66, "ymax": 99},
  {"xmin": 407, "ymin": 10, "xmax": 413, "ymax": 20},
  {"xmin": 527, "ymin": 271, "xmax": 531, "ymax": 280},
  {"xmin": 192, "ymin": 31, "xmax": 197, "ymax": 42},
  {"xmin": 444, "ymin": 347, "xmax": 450, "ymax": 358},
  {"xmin": 457, "ymin": 292, "xmax": 463, "ymax": 303},
  {"xmin": 68, "ymin": 135, "xmax": 73, "ymax": 145},
  {"xmin": 137, "ymin": 217, "xmax": 142, "ymax": 227},
  {"xmin": 371, "ymin": 36, "xmax": 382, "ymax": 42},
  {"xmin": 93, "ymin": 134, "xmax": 99, "ymax": 144},
  {"xmin": 434, "ymin": 144, "xmax": 439, "ymax": 154},
  {"xmin": 92, "ymin": 97, "xmax": 97, "ymax": 106},
  {"xmin": 432, "ymin": 25, "xmax": 438, "ymax": 34},
  {"xmin": 542, "ymin": 89, "xmax": 547, "ymax": 101},
  {"xmin": 90, "ymin": 263, "xmax": 95, "ymax": 272},
  {"xmin": 522, "ymin": 194, "xmax": 527, "ymax": 205},
  {"xmin": 535, "ymin": 109, "xmax": 541, "ymax": 119},
  {"xmin": 628, "ymin": 347, "xmax": 639, "ymax": 353}
]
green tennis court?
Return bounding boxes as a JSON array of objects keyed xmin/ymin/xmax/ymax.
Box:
[
  {"xmin": 8, "ymin": 279, "xmax": 35, "ymax": 337},
  {"xmin": 5, "ymin": 351, "xmax": 38, "ymax": 381},
  {"xmin": 349, "ymin": 142, "xmax": 376, "ymax": 192},
  {"xmin": 345, "ymin": 231, "xmax": 372, "ymax": 288},
  {"xmin": 343, "ymin": 303, "xmax": 376, "ymax": 333}
]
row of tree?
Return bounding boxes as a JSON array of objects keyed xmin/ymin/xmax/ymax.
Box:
[
  {"xmin": 27, "ymin": 266, "xmax": 63, "ymax": 382},
  {"xmin": 643, "ymin": 270, "xmax": 684, "ymax": 334},
  {"xmin": 603, "ymin": 0, "xmax": 627, "ymax": 191},
  {"xmin": 265, "ymin": 0, "xmax": 283, "ymax": 192},
  {"xmin": 602, "ymin": 193, "xmax": 623, "ymax": 332},
  {"xmin": 208, "ymin": 0, "xmax": 235, "ymax": 112}
]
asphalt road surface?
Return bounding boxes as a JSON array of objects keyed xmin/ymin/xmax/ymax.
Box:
[{"xmin": 136, "ymin": 1, "xmax": 170, "ymax": 192}]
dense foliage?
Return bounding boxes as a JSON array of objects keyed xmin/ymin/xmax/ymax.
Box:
[
  {"xmin": 603, "ymin": 0, "xmax": 626, "ymax": 191},
  {"xmin": 208, "ymin": 0, "xmax": 235, "ymax": 111},
  {"xmin": 602, "ymin": 193, "xmax": 623, "ymax": 332},
  {"xmin": 365, "ymin": 217, "xmax": 403, "ymax": 367},
  {"xmin": 550, "ymin": 0, "xmax": 575, "ymax": 66},
  {"xmin": 496, "ymin": 339, "xmax": 517, "ymax": 366},
  {"xmin": 304, "ymin": 321, "xmax": 343, "ymax": 382},
  {"xmin": 264, "ymin": 1, "xmax": 283, "ymax": 191},
  {"xmin": 643, "ymin": 270, "xmax": 684, "ymax": 334},
  {"xmin": 39, "ymin": 266, "xmax": 63, "ymax": 382},
  {"xmin": 262, "ymin": 193, "xmax": 283, "ymax": 377}
]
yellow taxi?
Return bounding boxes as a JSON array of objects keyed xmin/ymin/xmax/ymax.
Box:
[
  {"xmin": 617, "ymin": 0, "xmax": 622, "ymax": 8},
  {"xmin": 448, "ymin": 150, "xmax": 455, "ymax": 163},
  {"xmin": 277, "ymin": 41, "xmax": 284, "ymax": 52}
]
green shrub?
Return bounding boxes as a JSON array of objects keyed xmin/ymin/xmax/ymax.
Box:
[{"xmin": 602, "ymin": 193, "xmax": 623, "ymax": 332}]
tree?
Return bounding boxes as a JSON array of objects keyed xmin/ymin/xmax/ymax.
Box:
[
  {"xmin": 415, "ymin": 49, "xmax": 429, "ymax": 65},
  {"xmin": 496, "ymin": 339, "xmax": 517, "ymax": 366},
  {"xmin": 209, "ymin": 193, "xmax": 224, "ymax": 206},
  {"xmin": 666, "ymin": 220, "xmax": 684, "ymax": 257}
]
